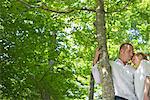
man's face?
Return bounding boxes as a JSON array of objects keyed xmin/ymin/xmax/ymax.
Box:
[{"xmin": 122, "ymin": 45, "xmax": 133, "ymax": 62}]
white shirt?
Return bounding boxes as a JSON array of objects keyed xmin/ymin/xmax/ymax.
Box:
[
  {"xmin": 111, "ymin": 59, "xmax": 137, "ymax": 100},
  {"xmin": 92, "ymin": 59, "xmax": 137, "ymax": 100},
  {"xmin": 92, "ymin": 64, "xmax": 101, "ymax": 84},
  {"xmin": 134, "ymin": 60, "xmax": 150, "ymax": 100}
]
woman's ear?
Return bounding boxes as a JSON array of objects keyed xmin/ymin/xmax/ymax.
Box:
[{"xmin": 139, "ymin": 55, "xmax": 143, "ymax": 61}]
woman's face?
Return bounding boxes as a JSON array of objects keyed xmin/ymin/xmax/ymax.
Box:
[{"xmin": 132, "ymin": 55, "xmax": 141, "ymax": 67}]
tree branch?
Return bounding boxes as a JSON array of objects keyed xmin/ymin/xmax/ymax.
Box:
[
  {"xmin": 18, "ymin": 0, "xmax": 96, "ymax": 13},
  {"xmin": 40, "ymin": 7, "xmax": 75, "ymax": 14},
  {"xmin": 18, "ymin": 0, "xmax": 41, "ymax": 8},
  {"xmin": 18, "ymin": 0, "xmax": 130, "ymax": 14}
]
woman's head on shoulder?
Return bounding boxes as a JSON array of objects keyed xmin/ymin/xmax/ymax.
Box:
[{"xmin": 132, "ymin": 52, "xmax": 148, "ymax": 68}]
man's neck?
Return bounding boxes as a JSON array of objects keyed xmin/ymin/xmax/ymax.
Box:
[{"xmin": 119, "ymin": 58, "xmax": 127, "ymax": 65}]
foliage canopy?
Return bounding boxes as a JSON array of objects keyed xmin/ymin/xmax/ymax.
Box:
[{"xmin": 0, "ymin": 0, "xmax": 149, "ymax": 99}]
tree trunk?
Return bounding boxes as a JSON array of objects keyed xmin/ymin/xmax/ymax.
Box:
[
  {"xmin": 96, "ymin": 0, "xmax": 114, "ymax": 99},
  {"xmin": 89, "ymin": 73, "xmax": 94, "ymax": 100}
]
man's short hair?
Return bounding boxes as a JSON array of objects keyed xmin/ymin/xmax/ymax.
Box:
[{"xmin": 120, "ymin": 43, "xmax": 133, "ymax": 51}]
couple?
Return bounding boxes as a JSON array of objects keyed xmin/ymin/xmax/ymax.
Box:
[{"xmin": 92, "ymin": 43, "xmax": 150, "ymax": 100}]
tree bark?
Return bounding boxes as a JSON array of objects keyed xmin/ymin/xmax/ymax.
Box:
[
  {"xmin": 96, "ymin": 0, "xmax": 114, "ymax": 99},
  {"xmin": 89, "ymin": 73, "xmax": 94, "ymax": 100}
]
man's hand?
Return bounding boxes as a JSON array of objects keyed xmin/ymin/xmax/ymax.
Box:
[{"xmin": 93, "ymin": 48, "xmax": 100, "ymax": 65}]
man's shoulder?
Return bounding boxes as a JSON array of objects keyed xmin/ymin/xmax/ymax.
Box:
[
  {"xmin": 109, "ymin": 60, "xmax": 122, "ymax": 68},
  {"xmin": 110, "ymin": 59, "xmax": 122, "ymax": 65}
]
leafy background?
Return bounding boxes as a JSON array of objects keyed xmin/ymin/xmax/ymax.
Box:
[{"xmin": 0, "ymin": 0, "xmax": 149, "ymax": 99}]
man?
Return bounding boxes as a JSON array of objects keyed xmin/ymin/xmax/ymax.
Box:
[{"xmin": 92, "ymin": 43, "xmax": 137, "ymax": 100}]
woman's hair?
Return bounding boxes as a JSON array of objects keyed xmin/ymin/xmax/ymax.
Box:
[{"xmin": 136, "ymin": 52, "xmax": 148, "ymax": 60}]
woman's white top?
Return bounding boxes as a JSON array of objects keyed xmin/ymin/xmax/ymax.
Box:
[{"xmin": 134, "ymin": 60, "xmax": 150, "ymax": 100}]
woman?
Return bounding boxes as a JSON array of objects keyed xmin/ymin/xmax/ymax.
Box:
[{"xmin": 132, "ymin": 53, "xmax": 150, "ymax": 100}]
